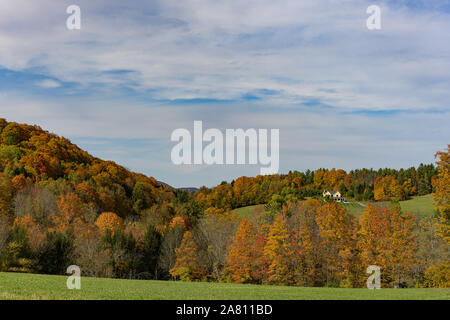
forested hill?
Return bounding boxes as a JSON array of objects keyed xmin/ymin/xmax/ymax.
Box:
[
  {"xmin": 194, "ymin": 165, "xmax": 438, "ymax": 212},
  {"xmin": 0, "ymin": 119, "xmax": 175, "ymax": 219},
  {"xmin": 0, "ymin": 118, "xmax": 439, "ymax": 221}
]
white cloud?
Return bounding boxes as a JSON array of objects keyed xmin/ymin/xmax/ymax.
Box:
[
  {"xmin": 35, "ymin": 79, "xmax": 61, "ymax": 88},
  {"xmin": 0, "ymin": 1, "xmax": 449, "ymax": 111},
  {"xmin": 0, "ymin": 93, "xmax": 448, "ymax": 187},
  {"xmin": 0, "ymin": 0, "xmax": 449, "ymax": 185}
]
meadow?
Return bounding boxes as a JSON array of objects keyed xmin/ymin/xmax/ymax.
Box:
[
  {"xmin": 231, "ymin": 205, "xmax": 264, "ymax": 218},
  {"xmin": 342, "ymin": 195, "xmax": 436, "ymax": 218},
  {"xmin": 0, "ymin": 272, "xmax": 448, "ymax": 300},
  {"xmin": 232, "ymin": 195, "xmax": 436, "ymax": 220}
]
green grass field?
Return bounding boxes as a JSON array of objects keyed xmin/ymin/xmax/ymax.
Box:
[
  {"xmin": 342, "ymin": 195, "xmax": 436, "ymax": 219},
  {"xmin": 341, "ymin": 202, "xmax": 366, "ymax": 218},
  {"xmin": 399, "ymin": 194, "xmax": 437, "ymax": 218},
  {"xmin": 231, "ymin": 205, "xmax": 264, "ymax": 218},
  {"xmin": 233, "ymin": 195, "xmax": 436, "ymax": 220},
  {"xmin": 0, "ymin": 272, "xmax": 448, "ymax": 300}
]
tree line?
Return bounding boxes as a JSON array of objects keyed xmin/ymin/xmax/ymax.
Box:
[{"xmin": 194, "ymin": 164, "xmax": 437, "ymax": 212}]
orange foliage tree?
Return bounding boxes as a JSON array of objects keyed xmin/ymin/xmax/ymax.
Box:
[
  {"xmin": 358, "ymin": 205, "xmax": 417, "ymax": 287},
  {"xmin": 0, "ymin": 173, "xmax": 13, "ymax": 217},
  {"xmin": 11, "ymin": 175, "xmax": 27, "ymax": 191},
  {"xmin": 374, "ymin": 176, "xmax": 406, "ymax": 201},
  {"xmin": 316, "ymin": 202, "xmax": 360, "ymax": 287},
  {"xmin": 169, "ymin": 216, "xmax": 186, "ymax": 230},
  {"xmin": 287, "ymin": 199, "xmax": 322, "ymax": 286},
  {"xmin": 54, "ymin": 193, "xmax": 86, "ymax": 232},
  {"xmin": 314, "ymin": 169, "xmax": 347, "ymax": 191},
  {"xmin": 226, "ymin": 219, "xmax": 268, "ymax": 284},
  {"xmin": 14, "ymin": 215, "xmax": 46, "ymax": 253}
]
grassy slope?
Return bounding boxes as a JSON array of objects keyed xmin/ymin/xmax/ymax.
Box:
[
  {"xmin": 0, "ymin": 272, "xmax": 448, "ymax": 300},
  {"xmin": 343, "ymin": 195, "xmax": 436, "ymax": 219},
  {"xmin": 399, "ymin": 194, "xmax": 436, "ymax": 218},
  {"xmin": 341, "ymin": 202, "xmax": 366, "ymax": 218},
  {"xmin": 231, "ymin": 205, "xmax": 264, "ymax": 218},
  {"xmin": 232, "ymin": 195, "xmax": 436, "ymax": 219}
]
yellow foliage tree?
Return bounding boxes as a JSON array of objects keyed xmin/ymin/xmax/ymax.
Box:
[
  {"xmin": 288, "ymin": 199, "xmax": 322, "ymax": 286},
  {"xmin": 169, "ymin": 216, "xmax": 186, "ymax": 230},
  {"xmin": 374, "ymin": 176, "xmax": 406, "ymax": 201},
  {"xmin": 0, "ymin": 173, "xmax": 13, "ymax": 217},
  {"xmin": 316, "ymin": 202, "xmax": 360, "ymax": 287},
  {"xmin": 170, "ymin": 231, "xmax": 202, "ymax": 281},
  {"xmin": 423, "ymin": 261, "xmax": 450, "ymax": 288},
  {"xmin": 14, "ymin": 216, "xmax": 45, "ymax": 252},
  {"xmin": 358, "ymin": 205, "xmax": 416, "ymax": 287},
  {"xmin": 204, "ymin": 207, "xmax": 225, "ymax": 216},
  {"xmin": 264, "ymin": 214, "xmax": 294, "ymax": 285},
  {"xmin": 226, "ymin": 219, "xmax": 268, "ymax": 284},
  {"xmin": 433, "ymin": 145, "xmax": 450, "ymax": 243},
  {"xmin": 55, "ymin": 193, "xmax": 86, "ymax": 232},
  {"xmin": 95, "ymin": 212, "xmax": 124, "ymax": 233}
]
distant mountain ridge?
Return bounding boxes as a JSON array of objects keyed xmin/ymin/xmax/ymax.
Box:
[{"xmin": 177, "ymin": 187, "xmax": 200, "ymax": 193}]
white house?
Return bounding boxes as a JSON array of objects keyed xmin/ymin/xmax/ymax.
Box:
[{"xmin": 322, "ymin": 190, "xmax": 345, "ymax": 202}]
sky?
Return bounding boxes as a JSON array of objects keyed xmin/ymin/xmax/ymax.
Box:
[{"xmin": 0, "ymin": 0, "xmax": 449, "ymax": 187}]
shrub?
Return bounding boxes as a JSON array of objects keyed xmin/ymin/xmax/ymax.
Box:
[
  {"xmin": 423, "ymin": 261, "xmax": 450, "ymax": 288},
  {"xmin": 35, "ymin": 231, "xmax": 76, "ymax": 275}
]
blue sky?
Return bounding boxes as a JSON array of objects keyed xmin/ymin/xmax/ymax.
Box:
[{"xmin": 0, "ymin": 0, "xmax": 449, "ymax": 187}]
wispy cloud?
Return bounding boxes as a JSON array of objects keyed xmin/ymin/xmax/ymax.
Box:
[
  {"xmin": 35, "ymin": 79, "xmax": 61, "ymax": 88},
  {"xmin": 0, "ymin": 0, "xmax": 449, "ymax": 186}
]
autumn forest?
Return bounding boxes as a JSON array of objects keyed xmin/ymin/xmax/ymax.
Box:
[{"xmin": 0, "ymin": 119, "xmax": 448, "ymax": 288}]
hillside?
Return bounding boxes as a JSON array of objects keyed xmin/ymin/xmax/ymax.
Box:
[
  {"xmin": 0, "ymin": 119, "xmax": 175, "ymax": 219},
  {"xmin": 341, "ymin": 195, "xmax": 437, "ymax": 218}
]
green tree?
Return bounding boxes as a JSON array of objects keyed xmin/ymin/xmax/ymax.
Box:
[
  {"xmin": 35, "ymin": 230, "xmax": 76, "ymax": 275},
  {"xmin": 139, "ymin": 224, "xmax": 162, "ymax": 279}
]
